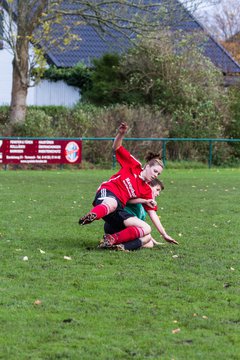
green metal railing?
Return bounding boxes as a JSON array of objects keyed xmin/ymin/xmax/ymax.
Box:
[
  {"xmin": 82, "ymin": 137, "xmax": 240, "ymax": 168},
  {"xmin": 1, "ymin": 136, "xmax": 240, "ymax": 169}
]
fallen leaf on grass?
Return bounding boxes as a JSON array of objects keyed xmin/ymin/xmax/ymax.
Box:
[
  {"xmin": 202, "ymin": 316, "xmax": 208, "ymax": 319},
  {"xmin": 230, "ymin": 267, "xmax": 235, "ymax": 271},
  {"xmin": 223, "ymin": 283, "xmax": 231, "ymax": 288},
  {"xmin": 172, "ymin": 328, "xmax": 181, "ymax": 334},
  {"xmin": 64, "ymin": 256, "xmax": 72, "ymax": 261},
  {"xmin": 172, "ymin": 255, "xmax": 179, "ymax": 258},
  {"xmin": 34, "ymin": 299, "xmax": 42, "ymax": 305},
  {"xmin": 39, "ymin": 249, "xmax": 45, "ymax": 254}
]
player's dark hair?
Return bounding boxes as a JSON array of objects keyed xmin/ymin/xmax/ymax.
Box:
[
  {"xmin": 145, "ymin": 152, "xmax": 164, "ymax": 168},
  {"xmin": 149, "ymin": 178, "xmax": 164, "ymax": 191}
]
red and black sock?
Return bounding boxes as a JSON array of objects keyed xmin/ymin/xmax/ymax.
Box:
[
  {"xmin": 109, "ymin": 226, "xmax": 145, "ymax": 244},
  {"xmin": 90, "ymin": 204, "xmax": 110, "ymax": 219}
]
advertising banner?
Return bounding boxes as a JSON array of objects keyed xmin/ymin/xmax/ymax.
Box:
[{"xmin": 0, "ymin": 139, "xmax": 82, "ymax": 164}]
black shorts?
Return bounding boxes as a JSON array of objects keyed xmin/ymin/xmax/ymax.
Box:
[
  {"xmin": 104, "ymin": 209, "xmax": 134, "ymax": 232},
  {"xmin": 93, "ymin": 189, "xmax": 124, "ymax": 209},
  {"xmin": 123, "ymin": 239, "xmax": 142, "ymax": 251}
]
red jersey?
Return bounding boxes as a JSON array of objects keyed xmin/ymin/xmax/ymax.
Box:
[{"xmin": 98, "ymin": 146, "xmax": 157, "ymax": 211}]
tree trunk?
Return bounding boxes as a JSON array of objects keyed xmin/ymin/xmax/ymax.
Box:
[
  {"xmin": 9, "ymin": 57, "xmax": 28, "ymax": 125},
  {"xmin": 9, "ymin": 0, "xmax": 30, "ymax": 126}
]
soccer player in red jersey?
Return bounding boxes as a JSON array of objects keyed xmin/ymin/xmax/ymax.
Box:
[
  {"xmin": 79, "ymin": 122, "xmax": 165, "ymax": 247},
  {"xmin": 102, "ymin": 178, "xmax": 178, "ymax": 250}
]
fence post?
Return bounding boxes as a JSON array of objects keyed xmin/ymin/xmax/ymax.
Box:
[
  {"xmin": 162, "ymin": 140, "xmax": 166, "ymax": 166},
  {"xmin": 208, "ymin": 140, "xmax": 213, "ymax": 168}
]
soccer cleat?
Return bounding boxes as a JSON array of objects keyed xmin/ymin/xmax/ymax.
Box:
[
  {"xmin": 98, "ymin": 239, "xmax": 112, "ymax": 249},
  {"xmin": 79, "ymin": 212, "xmax": 97, "ymax": 225},
  {"xmin": 115, "ymin": 244, "xmax": 129, "ymax": 252},
  {"xmin": 98, "ymin": 238, "xmax": 129, "ymax": 252},
  {"xmin": 98, "ymin": 234, "xmax": 116, "ymax": 248},
  {"xmin": 103, "ymin": 234, "xmax": 116, "ymax": 247},
  {"xmin": 98, "ymin": 239, "xmax": 106, "ymax": 249}
]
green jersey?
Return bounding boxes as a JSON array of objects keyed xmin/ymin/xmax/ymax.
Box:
[{"xmin": 124, "ymin": 203, "xmax": 147, "ymax": 221}]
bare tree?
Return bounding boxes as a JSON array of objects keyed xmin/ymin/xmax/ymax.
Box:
[
  {"xmin": 0, "ymin": 0, "xmax": 207, "ymax": 125},
  {"xmin": 198, "ymin": 0, "xmax": 240, "ymax": 40}
]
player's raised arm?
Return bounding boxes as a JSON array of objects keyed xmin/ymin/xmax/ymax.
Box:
[{"xmin": 112, "ymin": 122, "xmax": 128, "ymax": 151}]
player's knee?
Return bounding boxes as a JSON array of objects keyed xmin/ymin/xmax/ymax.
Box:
[
  {"xmin": 142, "ymin": 223, "xmax": 151, "ymax": 235},
  {"xmin": 108, "ymin": 203, "xmax": 117, "ymax": 213},
  {"xmin": 103, "ymin": 198, "xmax": 117, "ymax": 213}
]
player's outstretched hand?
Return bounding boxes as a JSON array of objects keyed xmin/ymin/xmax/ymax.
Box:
[
  {"xmin": 163, "ymin": 234, "xmax": 179, "ymax": 245},
  {"xmin": 145, "ymin": 199, "xmax": 157, "ymax": 208},
  {"xmin": 118, "ymin": 122, "xmax": 128, "ymax": 134}
]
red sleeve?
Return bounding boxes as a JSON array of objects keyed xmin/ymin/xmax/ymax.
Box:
[
  {"xmin": 143, "ymin": 203, "xmax": 158, "ymax": 212},
  {"xmin": 116, "ymin": 146, "xmax": 142, "ymax": 168}
]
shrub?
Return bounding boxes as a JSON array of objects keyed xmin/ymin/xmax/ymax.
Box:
[
  {"xmin": 81, "ymin": 53, "xmax": 129, "ymax": 105},
  {"xmin": 41, "ymin": 63, "xmax": 91, "ymax": 90},
  {"xmin": 11, "ymin": 109, "xmax": 54, "ymax": 137},
  {"xmin": 0, "ymin": 106, "xmax": 10, "ymax": 135},
  {"xmin": 224, "ymin": 87, "xmax": 240, "ymax": 158}
]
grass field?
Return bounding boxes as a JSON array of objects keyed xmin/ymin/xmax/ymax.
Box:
[{"xmin": 0, "ymin": 168, "xmax": 239, "ymax": 360}]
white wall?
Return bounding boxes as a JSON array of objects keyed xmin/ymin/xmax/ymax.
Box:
[
  {"xmin": 28, "ymin": 80, "xmax": 80, "ymax": 107},
  {"xmin": 0, "ymin": 47, "xmax": 80, "ymax": 107},
  {"xmin": 0, "ymin": 46, "xmax": 80, "ymax": 106},
  {"xmin": 0, "ymin": 47, "xmax": 13, "ymax": 105}
]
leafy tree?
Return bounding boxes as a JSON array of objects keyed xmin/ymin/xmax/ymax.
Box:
[
  {"xmin": 81, "ymin": 53, "xmax": 128, "ymax": 105},
  {"xmin": 199, "ymin": 0, "xmax": 240, "ymax": 40},
  {"xmin": 0, "ymin": 0, "xmax": 161, "ymax": 125},
  {"xmin": 224, "ymin": 86, "xmax": 240, "ymax": 157},
  {"xmin": 83, "ymin": 31, "xmax": 230, "ymax": 139},
  {"xmin": 221, "ymin": 37, "xmax": 240, "ymax": 64},
  {"xmin": 0, "ymin": 0, "xmax": 207, "ymax": 126},
  {"xmin": 1, "ymin": 0, "xmax": 48, "ymax": 124}
]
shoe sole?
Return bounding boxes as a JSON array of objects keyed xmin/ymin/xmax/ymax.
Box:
[
  {"xmin": 79, "ymin": 212, "xmax": 97, "ymax": 225},
  {"xmin": 98, "ymin": 242, "xmax": 128, "ymax": 252}
]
